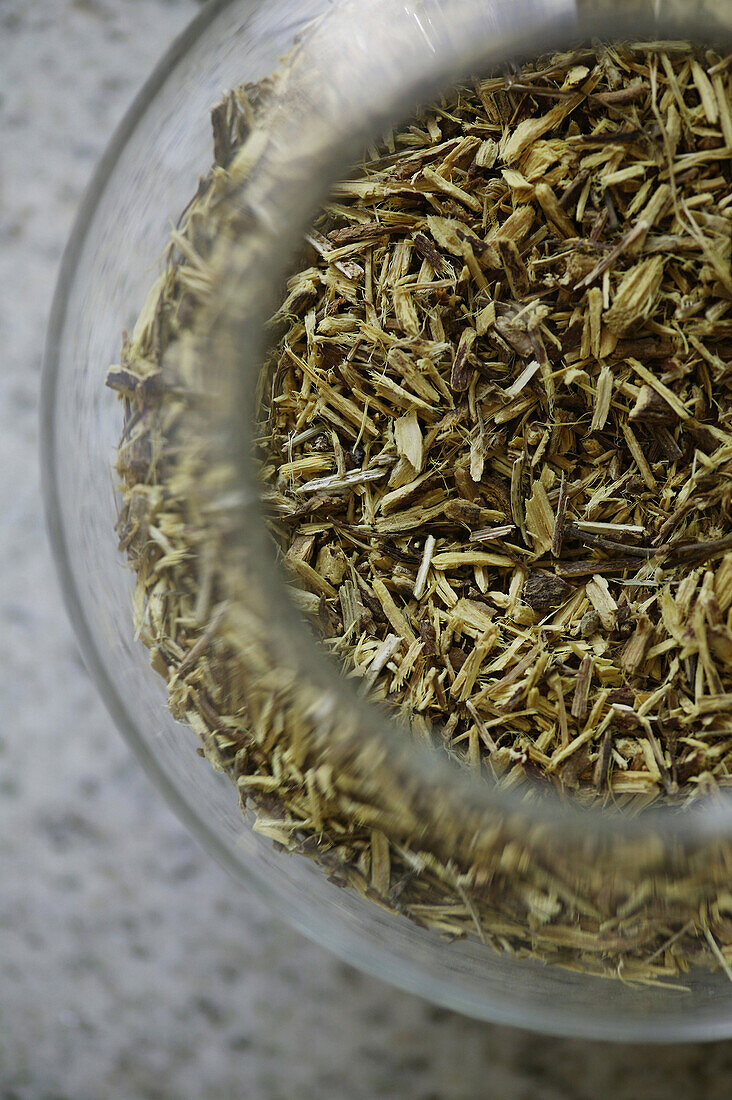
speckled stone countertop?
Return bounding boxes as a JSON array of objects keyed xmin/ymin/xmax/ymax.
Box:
[{"xmin": 2, "ymin": 3, "xmax": 732, "ymax": 1097}]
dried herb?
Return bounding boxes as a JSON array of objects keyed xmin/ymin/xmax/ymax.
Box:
[
  {"xmin": 109, "ymin": 40, "xmax": 732, "ymax": 982},
  {"xmin": 252, "ymin": 40, "xmax": 732, "ymax": 808}
]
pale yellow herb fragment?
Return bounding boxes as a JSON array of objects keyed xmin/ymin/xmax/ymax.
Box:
[
  {"xmin": 525, "ymin": 481, "xmax": 555, "ymax": 555},
  {"xmin": 590, "ymin": 364, "xmax": 614, "ymax": 432},
  {"xmin": 604, "ymin": 256, "xmax": 665, "ymax": 335},
  {"xmin": 394, "ymin": 409, "xmax": 424, "ymax": 472},
  {"xmin": 586, "ymin": 575, "xmax": 618, "ymax": 631}
]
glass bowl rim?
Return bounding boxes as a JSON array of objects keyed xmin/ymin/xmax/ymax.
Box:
[{"xmin": 39, "ymin": 0, "xmax": 732, "ymax": 1040}]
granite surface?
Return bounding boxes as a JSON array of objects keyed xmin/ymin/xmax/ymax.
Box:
[{"xmin": 3, "ymin": 2, "xmax": 732, "ymax": 1097}]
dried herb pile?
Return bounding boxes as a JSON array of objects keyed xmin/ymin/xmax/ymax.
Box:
[
  {"xmin": 259, "ymin": 41, "xmax": 732, "ymax": 807},
  {"xmin": 109, "ymin": 41, "xmax": 732, "ymax": 978}
]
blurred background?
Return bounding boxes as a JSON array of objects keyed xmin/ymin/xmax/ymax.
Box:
[{"xmin": 3, "ymin": 1, "xmax": 732, "ymax": 1096}]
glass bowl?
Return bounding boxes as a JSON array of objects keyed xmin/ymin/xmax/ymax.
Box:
[{"xmin": 43, "ymin": 0, "xmax": 732, "ymax": 1040}]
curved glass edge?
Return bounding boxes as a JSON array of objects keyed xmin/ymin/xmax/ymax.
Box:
[{"xmin": 209, "ymin": 0, "xmax": 732, "ymax": 839}]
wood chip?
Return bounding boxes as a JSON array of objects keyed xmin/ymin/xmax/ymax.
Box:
[{"xmin": 586, "ymin": 574, "xmax": 618, "ymax": 630}]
